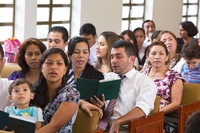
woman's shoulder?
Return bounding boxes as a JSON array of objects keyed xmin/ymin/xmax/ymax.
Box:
[
  {"xmin": 8, "ymin": 70, "xmax": 25, "ymax": 80},
  {"xmin": 166, "ymin": 69, "xmax": 185, "ymax": 82},
  {"xmin": 82, "ymin": 63, "xmax": 104, "ymax": 80},
  {"xmin": 58, "ymin": 85, "xmax": 80, "ymax": 102}
]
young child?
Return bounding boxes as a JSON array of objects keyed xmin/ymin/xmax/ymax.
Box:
[
  {"xmin": 181, "ymin": 41, "xmax": 200, "ymax": 84},
  {"xmin": 5, "ymin": 78, "xmax": 43, "ymax": 131}
]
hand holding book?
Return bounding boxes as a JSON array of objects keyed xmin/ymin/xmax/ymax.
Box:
[{"xmin": 76, "ymin": 78, "xmax": 121, "ymax": 101}]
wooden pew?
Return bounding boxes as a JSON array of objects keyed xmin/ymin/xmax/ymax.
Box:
[
  {"xmin": 128, "ymin": 96, "xmax": 164, "ymax": 133},
  {"xmin": 178, "ymin": 83, "xmax": 200, "ymax": 133},
  {"xmin": 128, "ymin": 83, "xmax": 200, "ymax": 133},
  {"xmin": 73, "ymin": 109, "xmax": 104, "ymax": 133},
  {"xmin": 129, "ymin": 111, "xmax": 164, "ymax": 133}
]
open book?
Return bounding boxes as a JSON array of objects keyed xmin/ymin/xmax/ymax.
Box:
[
  {"xmin": 0, "ymin": 110, "xmax": 35, "ymax": 133},
  {"xmin": 76, "ymin": 78, "xmax": 121, "ymax": 100}
]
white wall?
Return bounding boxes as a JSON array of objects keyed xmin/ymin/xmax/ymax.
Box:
[
  {"xmin": 14, "ymin": 0, "xmax": 184, "ymax": 41},
  {"xmin": 15, "ymin": 0, "xmax": 37, "ymax": 42},
  {"xmin": 71, "ymin": 0, "xmax": 123, "ymax": 37},
  {"xmin": 146, "ymin": 0, "xmax": 183, "ymax": 36}
]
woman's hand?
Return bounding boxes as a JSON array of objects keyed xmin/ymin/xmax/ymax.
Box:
[
  {"xmin": 90, "ymin": 94, "xmax": 105, "ymax": 109},
  {"xmin": 80, "ymin": 100, "xmax": 103, "ymax": 118}
]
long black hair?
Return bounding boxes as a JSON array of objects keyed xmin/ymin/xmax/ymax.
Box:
[{"xmin": 33, "ymin": 48, "xmax": 69, "ymax": 109}]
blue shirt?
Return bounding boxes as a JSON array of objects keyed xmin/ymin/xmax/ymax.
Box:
[
  {"xmin": 181, "ymin": 63, "xmax": 200, "ymax": 84},
  {"xmin": 5, "ymin": 106, "xmax": 39, "ymax": 122}
]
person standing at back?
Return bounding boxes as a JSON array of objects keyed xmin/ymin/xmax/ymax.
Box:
[
  {"xmin": 142, "ymin": 20, "xmax": 156, "ymax": 47},
  {"xmin": 79, "ymin": 23, "xmax": 98, "ymax": 66},
  {"xmin": 47, "ymin": 26, "xmax": 69, "ymax": 52}
]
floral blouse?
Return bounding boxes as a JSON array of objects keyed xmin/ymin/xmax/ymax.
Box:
[
  {"xmin": 43, "ymin": 85, "xmax": 80, "ymax": 133},
  {"xmin": 141, "ymin": 68, "xmax": 184, "ymax": 108}
]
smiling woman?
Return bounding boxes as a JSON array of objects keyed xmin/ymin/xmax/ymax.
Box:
[{"xmin": 8, "ymin": 38, "xmax": 46, "ymax": 90}]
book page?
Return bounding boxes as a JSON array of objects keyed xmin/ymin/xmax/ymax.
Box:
[{"xmin": 9, "ymin": 115, "xmax": 36, "ymax": 123}]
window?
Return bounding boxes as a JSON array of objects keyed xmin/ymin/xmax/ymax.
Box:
[
  {"xmin": 182, "ymin": 0, "xmax": 199, "ymax": 26},
  {"xmin": 37, "ymin": 0, "xmax": 72, "ymax": 42},
  {"xmin": 0, "ymin": 0, "xmax": 15, "ymax": 43},
  {"xmin": 122, "ymin": 0, "xmax": 145, "ymax": 32}
]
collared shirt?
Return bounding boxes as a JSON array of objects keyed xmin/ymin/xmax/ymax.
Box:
[
  {"xmin": 104, "ymin": 68, "xmax": 156, "ymax": 122},
  {"xmin": 89, "ymin": 42, "xmax": 97, "ymax": 66},
  {"xmin": 0, "ymin": 78, "xmax": 12, "ymax": 111},
  {"xmin": 143, "ymin": 36, "xmax": 151, "ymax": 48}
]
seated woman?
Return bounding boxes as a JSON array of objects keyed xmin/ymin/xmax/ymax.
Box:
[
  {"xmin": 33, "ymin": 48, "xmax": 80, "ymax": 133},
  {"xmin": 140, "ymin": 41, "xmax": 185, "ymax": 132},
  {"xmin": 95, "ymin": 31, "xmax": 119, "ymax": 74},
  {"xmin": 67, "ymin": 36, "xmax": 104, "ymax": 86},
  {"xmin": 160, "ymin": 30, "xmax": 185, "ymax": 72},
  {"xmin": 177, "ymin": 21, "xmax": 198, "ymax": 53},
  {"xmin": 67, "ymin": 36, "xmax": 104, "ymax": 117},
  {"xmin": 8, "ymin": 38, "xmax": 46, "ymax": 89},
  {"xmin": 133, "ymin": 27, "xmax": 146, "ymax": 66},
  {"xmin": 142, "ymin": 30, "xmax": 185, "ymax": 72}
]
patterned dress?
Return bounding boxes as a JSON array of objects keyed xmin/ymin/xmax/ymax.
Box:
[
  {"xmin": 8, "ymin": 71, "xmax": 38, "ymax": 90},
  {"xmin": 43, "ymin": 85, "xmax": 80, "ymax": 133},
  {"xmin": 140, "ymin": 68, "xmax": 184, "ymax": 108}
]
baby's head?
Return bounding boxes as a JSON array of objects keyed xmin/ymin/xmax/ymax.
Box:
[
  {"xmin": 8, "ymin": 78, "xmax": 34, "ymax": 109},
  {"xmin": 181, "ymin": 41, "xmax": 200, "ymax": 69}
]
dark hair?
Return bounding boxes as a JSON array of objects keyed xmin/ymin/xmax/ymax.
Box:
[
  {"xmin": 68, "ymin": 36, "xmax": 90, "ymax": 57},
  {"xmin": 160, "ymin": 30, "xmax": 181, "ymax": 53},
  {"xmin": 118, "ymin": 35, "xmax": 124, "ymax": 40},
  {"xmin": 112, "ymin": 40, "xmax": 137, "ymax": 57},
  {"xmin": 8, "ymin": 78, "xmax": 33, "ymax": 95},
  {"xmin": 0, "ymin": 43, "xmax": 4, "ymax": 58},
  {"xmin": 181, "ymin": 41, "xmax": 200, "ymax": 60},
  {"xmin": 95, "ymin": 31, "xmax": 119, "ymax": 71},
  {"xmin": 33, "ymin": 48, "xmax": 69, "ymax": 109},
  {"xmin": 17, "ymin": 38, "xmax": 47, "ymax": 74},
  {"xmin": 151, "ymin": 30, "xmax": 162, "ymax": 41},
  {"xmin": 180, "ymin": 21, "xmax": 198, "ymax": 37},
  {"xmin": 48, "ymin": 26, "xmax": 69, "ymax": 42},
  {"xmin": 133, "ymin": 27, "xmax": 145, "ymax": 36},
  {"xmin": 120, "ymin": 30, "xmax": 140, "ymax": 63},
  {"xmin": 185, "ymin": 110, "xmax": 200, "ymax": 133},
  {"xmin": 142, "ymin": 20, "xmax": 156, "ymax": 28},
  {"xmin": 146, "ymin": 41, "xmax": 169, "ymax": 59},
  {"xmin": 79, "ymin": 23, "xmax": 96, "ymax": 36}
]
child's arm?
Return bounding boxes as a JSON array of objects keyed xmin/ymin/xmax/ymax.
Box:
[
  {"xmin": 35, "ymin": 122, "xmax": 42, "ymax": 131},
  {"xmin": 35, "ymin": 107, "xmax": 43, "ymax": 131}
]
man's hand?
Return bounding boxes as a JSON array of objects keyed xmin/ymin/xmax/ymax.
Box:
[
  {"xmin": 80, "ymin": 100, "xmax": 103, "ymax": 118},
  {"xmin": 109, "ymin": 120, "xmax": 120, "ymax": 133},
  {"xmin": 90, "ymin": 94, "xmax": 105, "ymax": 108}
]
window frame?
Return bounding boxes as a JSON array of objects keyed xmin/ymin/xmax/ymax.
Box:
[
  {"xmin": 37, "ymin": 0, "xmax": 72, "ymax": 41},
  {"xmin": 122, "ymin": 0, "xmax": 146, "ymax": 31},
  {"xmin": 0, "ymin": 0, "xmax": 15, "ymax": 43},
  {"xmin": 182, "ymin": 0, "xmax": 199, "ymax": 26}
]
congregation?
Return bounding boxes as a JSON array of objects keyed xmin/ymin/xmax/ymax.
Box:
[{"xmin": 0, "ymin": 19, "xmax": 200, "ymax": 133}]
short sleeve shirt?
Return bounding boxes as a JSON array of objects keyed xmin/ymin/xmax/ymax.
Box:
[
  {"xmin": 141, "ymin": 68, "xmax": 184, "ymax": 108},
  {"xmin": 43, "ymin": 85, "xmax": 80, "ymax": 133}
]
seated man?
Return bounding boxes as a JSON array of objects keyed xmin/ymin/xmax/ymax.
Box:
[
  {"xmin": 79, "ymin": 23, "xmax": 98, "ymax": 65},
  {"xmin": 0, "ymin": 44, "xmax": 12, "ymax": 110},
  {"xmin": 47, "ymin": 26, "xmax": 69, "ymax": 52},
  {"xmin": 81, "ymin": 40, "xmax": 157, "ymax": 133}
]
